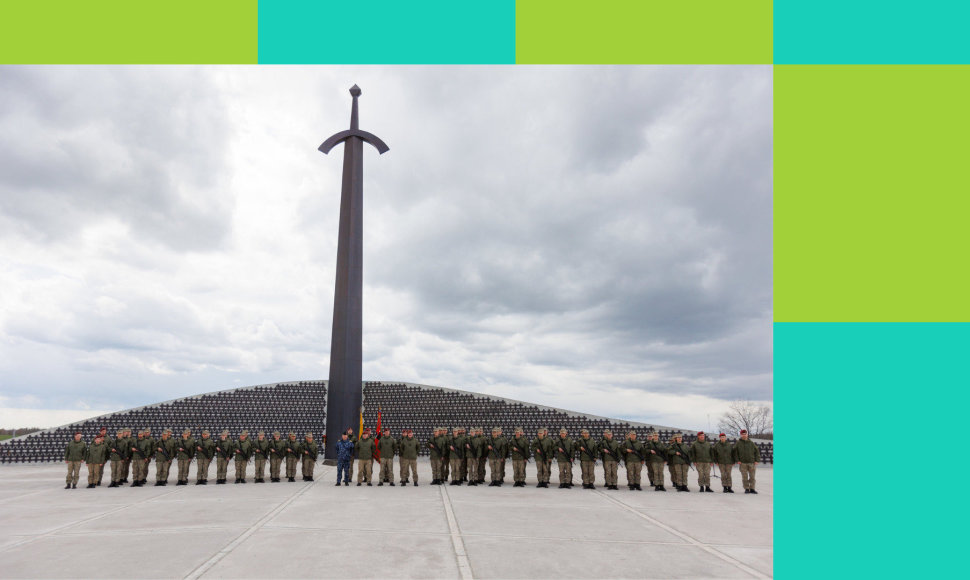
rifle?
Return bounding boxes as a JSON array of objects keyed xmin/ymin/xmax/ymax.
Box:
[
  {"xmin": 533, "ymin": 444, "xmax": 548, "ymax": 463},
  {"xmin": 623, "ymin": 445, "xmax": 646, "ymax": 464},
  {"xmin": 578, "ymin": 445, "xmax": 597, "ymax": 463},
  {"xmin": 216, "ymin": 444, "xmax": 231, "ymax": 461},
  {"xmin": 670, "ymin": 445, "xmax": 694, "ymax": 470},
  {"xmin": 155, "ymin": 443, "xmax": 171, "ymax": 462},
  {"xmin": 512, "ymin": 443, "xmax": 531, "ymax": 463},
  {"xmin": 557, "ymin": 445, "xmax": 574, "ymax": 466},
  {"xmin": 130, "ymin": 445, "xmax": 147, "ymax": 461},
  {"xmin": 600, "ymin": 445, "xmax": 624, "ymax": 470},
  {"xmin": 303, "ymin": 446, "xmax": 318, "ymax": 460}
]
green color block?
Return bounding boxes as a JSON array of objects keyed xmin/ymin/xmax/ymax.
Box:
[
  {"xmin": 775, "ymin": 65, "xmax": 970, "ymax": 322},
  {"xmin": 0, "ymin": 0, "xmax": 257, "ymax": 64},
  {"xmin": 516, "ymin": 0, "xmax": 772, "ymax": 64}
]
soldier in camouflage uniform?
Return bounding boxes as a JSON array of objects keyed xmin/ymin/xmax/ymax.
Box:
[
  {"xmin": 426, "ymin": 427, "xmax": 442, "ymax": 485},
  {"xmin": 64, "ymin": 431, "xmax": 87, "ymax": 489},
  {"xmin": 734, "ymin": 429, "xmax": 761, "ymax": 494},
  {"xmin": 302, "ymin": 433, "xmax": 319, "ymax": 481},
  {"xmin": 440, "ymin": 428, "xmax": 453, "ymax": 483},
  {"xmin": 458, "ymin": 427, "xmax": 470, "ymax": 482},
  {"xmin": 646, "ymin": 430, "xmax": 667, "ymax": 491},
  {"xmin": 233, "ymin": 430, "xmax": 253, "ymax": 483},
  {"xmin": 154, "ymin": 429, "xmax": 177, "ymax": 486},
  {"xmin": 195, "ymin": 429, "xmax": 215, "ymax": 485},
  {"xmin": 448, "ymin": 426, "xmax": 465, "ymax": 486},
  {"xmin": 93, "ymin": 426, "xmax": 108, "ymax": 486},
  {"xmin": 284, "ymin": 431, "xmax": 301, "ymax": 482},
  {"xmin": 667, "ymin": 432, "xmax": 692, "ymax": 492},
  {"xmin": 576, "ymin": 429, "xmax": 598, "ymax": 489},
  {"xmin": 216, "ymin": 430, "xmax": 233, "ymax": 484},
  {"xmin": 476, "ymin": 428, "xmax": 489, "ymax": 484},
  {"xmin": 466, "ymin": 427, "xmax": 484, "ymax": 486},
  {"xmin": 599, "ymin": 430, "xmax": 621, "ymax": 490},
  {"xmin": 378, "ymin": 428, "xmax": 397, "ymax": 486},
  {"xmin": 85, "ymin": 434, "xmax": 108, "ymax": 488},
  {"xmin": 130, "ymin": 429, "xmax": 151, "ymax": 486},
  {"xmin": 398, "ymin": 429, "xmax": 419, "ymax": 486},
  {"xmin": 555, "ymin": 428, "xmax": 575, "ymax": 489},
  {"xmin": 253, "ymin": 431, "xmax": 270, "ymax": 483},
  {"xmin": 510, "ymin": 427, "xmax": 531, "ymax": 487},
  {"xmin": 532, "ymin": 428, "xmax": 554, "ymax": 488},
  {"xmin": 269, "ymin": 431, "xmax": 286, "ymax": 482},
  {"xmin": 120, "ymin": 427, "xmax": 133, "ymax": 483},
  {"xmin": 689, "ymin": 431, "xmax": 715, "ymax": 492},
  {"xmin": 622, "ymin": 430, "xmax": 645, "ymax": 491},
  {"xmin": 108, "ymin": 429, "xmax": 127, "ymax": 487},
  {"xmin": 175, "ymin": 428, "xmax": 195, "ymax": 485},
  {"xmin": 487, "ymin": 427, "xmax": 509, "ymax": 486},
  {"xmin": 713, "ymin": 432, "xmax": 736, "ymax": 493},
  {"xmin": 356, "ymin": 429, "xmax": 376, "ymax": 485}
]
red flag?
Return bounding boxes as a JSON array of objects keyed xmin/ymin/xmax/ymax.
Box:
[{"xmin": 374, "ymin": 409, "xmax": 383, "ymax": 461}]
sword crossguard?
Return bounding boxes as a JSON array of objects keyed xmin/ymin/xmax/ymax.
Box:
[{"xmin": 319, "ymin": 84, "xmax": 389, "ymax": 155}]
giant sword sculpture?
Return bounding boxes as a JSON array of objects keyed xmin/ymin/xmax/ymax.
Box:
[{"xmin": 319, "ymin": 85, "xmax": 389, "ymax": 460}]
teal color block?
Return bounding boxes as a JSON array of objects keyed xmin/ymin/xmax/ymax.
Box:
[
  {"xmin": 775, "ymin": 1, "xmax": 970, "ymax": 63},
  {"xmin": 258, "ymin": 0, "xmax": 515, "ymax": 64},
  {"xmin": 775, "ymin": 323, "xmax": 968, "ymax": 578}
]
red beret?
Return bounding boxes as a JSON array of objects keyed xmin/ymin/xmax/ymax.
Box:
[
  {"xmin": 697, "ymin": 431, "xmax": 704, "ymax": 436},
  {"xmin": 740, "ymin": 429, "xmax": 747, "ymax": 434},
  {"xmin": 719, "ymin": 433, "xmax": 726, "ymax": 437}
]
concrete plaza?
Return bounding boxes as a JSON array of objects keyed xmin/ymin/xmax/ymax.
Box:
[{"xmin": 0, "ymin": 460, "xmax": 771, "ymax": 579}]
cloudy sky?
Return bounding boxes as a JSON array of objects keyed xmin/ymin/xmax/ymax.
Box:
[{"xmin": 0, "ymin": 65, "xmax": 772, "ymax": 431}]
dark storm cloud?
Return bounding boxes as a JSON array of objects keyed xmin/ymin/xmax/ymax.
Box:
[{"xmin": 0, "ymin": 66, "xmax": 233, "ymax": 251}]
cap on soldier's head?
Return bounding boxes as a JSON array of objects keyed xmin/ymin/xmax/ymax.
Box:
[
  {"xmin": 603, "ymin": 429, "xmax": 613, "ymax": 436},
  {"xmin": 288, "ymin": 431, "xmax": 296, "ymax": 437},
  {"xmin": 305, "ymin": 432, "xmax": 313, "ymax": 438},
  {"xmin": 273, "ymin": 431, "xmax": 281, "ymax": 437},
  {"xmin": 202, "ymin": 429, "xmax": 210, "ymax": 436},
  {"xmin": 697, "ymin": 431, "xmax": 705, "ymax": 437},
  {"xmin": 581, "ymin": 428, "xmax": 589, "ymax": 434},
  {"xmin": 257, "ymin": 431, "xmax": 265, "ymax": 436},
  {"xmin": 117, "ymin": 429, "xmax": 124, "ymax": 435},
  {"xmin": 674, "ymin": 432, "xmax": 683, "ymax": 438},
  {"xmin": 384, "ymin": 428, "xmax": 391, "ymax": 433},
  {"xmin": 241, "ymin": 430, "xmax": 249, "ymax": 436},
  {"xmin": 719, "ymin": 432, "xmax": 727, "ymax": 437},
  {"xmin": 363, "ymin": 428, "xmax": 371, "ymax": 435},
  {"xmin": 559, "ymin": 428, "xmax": 567, "ymax": 434},
  {"xmin": 515, "ymin": 427, "xmax": 524, "ymax": 433},
  {"xmin": 182, "ymin": 428, "xmax": 191, "ymax": 435},
  {"xmin": 492, "ymin": 427, "xmax": 501, "ymax": 432},
  {"xmin": 740, "ymin": 429, "xmax": 748, "ymax": 435},
  {"xmin": 163, "ymin": 428, "xmax": 172, "ymax": 434},
  {"xmin": 627, "ymin": 430, "xmax": 636, "ymax": 436},
  {"xmin": 221, "ymin": 429, "xmax": 229, "ymax": 437}
]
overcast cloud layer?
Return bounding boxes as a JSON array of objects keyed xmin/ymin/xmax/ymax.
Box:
[{"xmin": 0, "ymin": 66, "xmax": 772, "ymax": 430}]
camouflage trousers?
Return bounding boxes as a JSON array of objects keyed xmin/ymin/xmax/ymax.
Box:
[
  {"xmin": 441, "ymin": 456, "xmax": 450, "ymax": 480},
  {"xmin": 285, "ymin": 456, "xmax": 299, "ymax": 478},
  {"xmin": 477, "ymin": 457, "xmax": 487, "ymax": 482},
  {"xmin": 489, "ymin": 458, "xmax": 505, "ymax": 482},
  {"xmin": 111, "ymin": 459, "xmax": 123, "ymax": 482},
  {"xmin": 66, "ymin": 461, "xmax": 83, "ymax": 485},
  {"xmin": 234, "ymin": 459, "xmax": 248, "ymax": 480},
  {"xmin": 196, "ymin": 456, "xmax": 211, "ymax": 482},
  {"xmin": 133, "ymin": 458, "xmax": 148, "ymax": 482},
  {"xmin": 580, "ymin": 460, "xmax": 595, "ymax": 485},
  {"xmin": 357, "ymin": 458, "xmax": 373, "ymax": 483},
  {"xmin": 669, "ymin": 463, "xmax": 688, "ymax": 487},
  {"xmin": 87, "ymin": 463, "xmax": 103, "ymax": 485},
  {"xmin": 122, "ymin": 459, "xmax": 131, "ymax": 481},
  {"xmin": 512, "ymin": 459, "xmax": 527, "ymax": 483},
  {"xmin": 302, "ymin": 457, "xmax": 315, "ymax": 477},
  {"xmin": 739, "ymin": 462, "xmax": 756, "ymax": 490},
  {"xmin": 270, "ymin": 456, "xmax": 282, "ymax": 479},
  {"xmin": 399, "ymin": 458, "xmax": 418, "ymax": 483},
  {"xmin": 459, "ymin": 458, "xmax": 468, "ymax": 480},
  {"xmin": 557, "ymin": 460, "xmax": 573, "ymax": 485},
  {"xmin": 696, "ymin": 462, "xmax": 712, "ymax": 486},
  {"xmin": 380, "ymin": 457, "xmax": 394, "ymax": 482},
  {"xmin": 97, "ymin": 461, "xmax": 106, "ymax": 484},
  {"xmin": 603, "ymin": 460, "xmax": 618, "ymax": 485},
  {"xmin": 449, "ymin": 458, "xmax": 462, "ymax": 481},
  {"xmin": 718, "ymin": 463, "xmax": 733, "ymax": 487},
  {"xmin": 625, "ymin": 460, "xmax": 642, "ymax": 485},
  {"xmin": 467, "ymin": 458, "xmax": 479, "ymax": 481},
  {"xmin": 254, "ymin": 457, "xmax": 267, "ymax": 480},
  {"xmin": 648, "ymin": 461, "xmax": 665, "ymax": 486},
  {"xmin": 156, "ymin": 459, "xmax": 172, "ymax": 482},
  {"xmin": 430, "ymin": 456, "xmax": 442, "ymax": 480},
  {"xmin": 536, "ymin": 459, "xmax": 552, "ymax": 483},
  {"xmin": 217, "ymin": 457, "xmax": 229, "ymax": 480},
  {"xmin": 177, "ymin": 458, "xmax": 192, "ymax": 481}
]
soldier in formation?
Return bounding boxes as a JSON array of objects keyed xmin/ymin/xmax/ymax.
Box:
[
  {"xmin": 85, "ymin": 433, "xmax": 108, "ymax": 488},
  {"xmin": 645, "ymin": 430, "xmax": 666, "ymax": 491},
  {"xmin": 302, "ymin": 433, "xmax": 319, "ymax": 481},
  {"xmin": 487, "ymin": 427, "xmax": 508, "ymax": 486},
  {"xmin": 154, "ymin": 429, "xmax": 177, "ymax": 486},
  {"xmin": 532, "ymin": 428, "xmax": 554, "ymax": 488},
  {"xmin": 64, "ymin": 431, "xmax": 86, "ymax": 489},
  {"xmin": 195, "ymin": 429, "xmax": 214, "ymax": 485},
  {"xmin": 713, "ymin": 432, "xmax": 736, "ymax": 493},
  {"xmin": 131, "ymin": 429, "xmax": 151, "ymax": 486},
  {"xmin": 398, "ymin": 429, "xmax": 419, "ymax": 486},
  {"xmin": 269, "ymin": 431, "xmax": 286, "ymax": 482},
  {"xmin": 356, "ymin": 428, "xmax": 376, "ymax": 485},
  {"xmin": 667, "ymin": 432, "xmax": 692, "ymax": 492},
  {"xmin": 734, "ymin": 429, "xmax": 761, "ymax": 493},
  {"xmin": 622, "ymin": 430, "xmax": 645, "ymax": 491},
  {"xmin": 175, "ymin": 428, "xmax": 195, "ymax": 486},
  {"xmin": 448, "ymin": 426, "xmax": 465, "ymax": 485},
  {"xmin": 555, "ymin": 428, "xmax": 574, "ymax": 488},
  {"xmin": 599, "ymin": 429, "xmax": 621, "ymax": 490},
  {"xmin": 378, "ymin": 428, "xmax": 396, "ymax": 485},
  {"xmin": 510, "ymin": 427, "xmax": 530, "ymax": 487},
  {"xmin": 108, "ymin": 429, "xmax": 127, "ymax": 487},
  {"xmin": 233, "ymin": 430, "xmax": 253, "ymax": 483},
  {"xmin": 576, "ymin": 429, "xmax": 598, "ymax": 489},
  {"xmin": 284, "ymin": 431, "xmax": 300, "ymax": 482},
  {"xmin": 689, "ymin": 431, "xmax": 715, "ymax": 492},
  {"xmin": 253, "ymin": 431, "xmax": 270, "ymax": 483}
]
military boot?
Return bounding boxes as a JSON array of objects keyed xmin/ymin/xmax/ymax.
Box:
[
  {"xmin": 378, "ymin": 481, "xmax": 384, "ymax": 486},
  {"xmin": 413, "ymin": 481, "xmax": 418, "ymax": 486},
  {"xmin": 288, "ymin": 477, "xmax": 295, "ymax": 482},
  {"xmin": 389, "ymin": 481, "xmax": 395, "ymax": 486},
  {"xmin": 706, "ymin": 486, "xmax": 714, "ymax": 492},
  {"xmin": 335, "ymin": 481, "xmax": 341, "ymax": 486},
  {"xmin": 750, "ymin": 489, "xmax": 758, "ymax": 494},
  {"xmin": 65, "ymin": 484, "xmax": 71, "ymax": 489},
  {"xmin": 108, "ymin": 482, "xmax": 117, "ymax": 488},
  {"xmin": 72, "ymin": 483, "xmax": 77, "ymax": 489},
  {"xmin": 153, "ymin": 481, "xmax": 163, "ymax": 487}
]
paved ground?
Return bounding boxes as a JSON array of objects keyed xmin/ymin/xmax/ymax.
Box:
[{"xmin": 0, "ymin": 460, "xmax": 771, "ymax": 579}]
